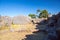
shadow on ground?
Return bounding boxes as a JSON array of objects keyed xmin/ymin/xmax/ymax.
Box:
[
  {"xmin": 24, "ymin": 13, "xmax": 60, "ymax": 40},
  {"xmin": 23, "ymin": 20, "xmax": 47, "ymax": 40}
]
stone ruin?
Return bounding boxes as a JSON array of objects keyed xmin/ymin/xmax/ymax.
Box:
[
  {"xmin": 46, "ymin": 12, "xmax": 60, "ymax": 40},
  {"xmin": 47, "ymin": 12, "xmax": 60, "ymax": 29}
]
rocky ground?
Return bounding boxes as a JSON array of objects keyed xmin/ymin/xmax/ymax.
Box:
[{"xmin": 23, "ymin": 24, "xmax": 47, "ymax": 40}]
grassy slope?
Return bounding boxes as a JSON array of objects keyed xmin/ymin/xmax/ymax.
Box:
[{"xmin": 0, "ymin": 23, "xmax": 37, "ymax": 40}]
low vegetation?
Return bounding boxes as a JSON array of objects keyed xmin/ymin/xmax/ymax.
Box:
[{"xmin": 28, "ymin": 9, "xmax": 49, "ymax": 18}]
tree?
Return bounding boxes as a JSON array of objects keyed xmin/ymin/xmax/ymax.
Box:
[
  {"xmin": 36, "ymin": 9, "xmax": 41, "ymax": 18},
  {"xmin": 37, "ymin": 9, "xmax": 40, "ymax": 13},
  {"xmin": 38, "ymin": 10, "xmax": 48, "ymax": 18},
  {"xmin": 28, "ymin": 14, "xmax": 36, "ymax": 18}
]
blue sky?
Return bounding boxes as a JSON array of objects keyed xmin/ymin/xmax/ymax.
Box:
[{"xmin": 0, "ymin": 0, "xmax": 60, "ymax": 17}]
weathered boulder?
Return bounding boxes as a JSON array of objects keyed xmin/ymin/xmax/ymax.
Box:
[
  {"xmin": 0, "ymin": 16, "xmax": 12, "ymax": 27},
  {"xmin": 12, "ymin": 15, "xmax": 32, "ymax": 25},
  {"xmin": 2, "ymin": 16, "xmax": 12, "ymax": 27},
  {"xmin": 32, "ymin": 18, "xmax": 47, "ymax": 24}
]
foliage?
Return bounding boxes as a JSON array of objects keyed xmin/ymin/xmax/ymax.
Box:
[
  {"xmin": 38, "ymin": 10, "xmax": 48, "ymax": 18},
  {"xmin": 28, "ymin": 14, "xmax": 36, "ymax": 18},
  {"xmin": 28, "ymin": 9, "xmax": 48, "ymax": 18},
  {"xmin": 37, "ymin": 9, "xmax": 40, "ymax": 13}
]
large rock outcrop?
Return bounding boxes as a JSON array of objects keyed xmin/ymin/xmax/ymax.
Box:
[
  {"xmin": 0, "ymin": 16, "xmax": 12, "ymax": 27},
  {"xmin": 12, "ymin": 15, "xmax": 31, "ymax": 25}
]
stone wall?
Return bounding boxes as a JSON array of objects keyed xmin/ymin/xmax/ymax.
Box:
[{"xmin": 32, "ymin": 18, "xmax": 47, "ymax": 23}]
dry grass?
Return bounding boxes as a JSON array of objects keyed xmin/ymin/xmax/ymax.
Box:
[
  {"xmin": 0, "ymin": 23, "xmax": 37, "ymax": 40},
  {"xmin": 0, "ymin": 31, "xmax": 33, "ymax": 40}
]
